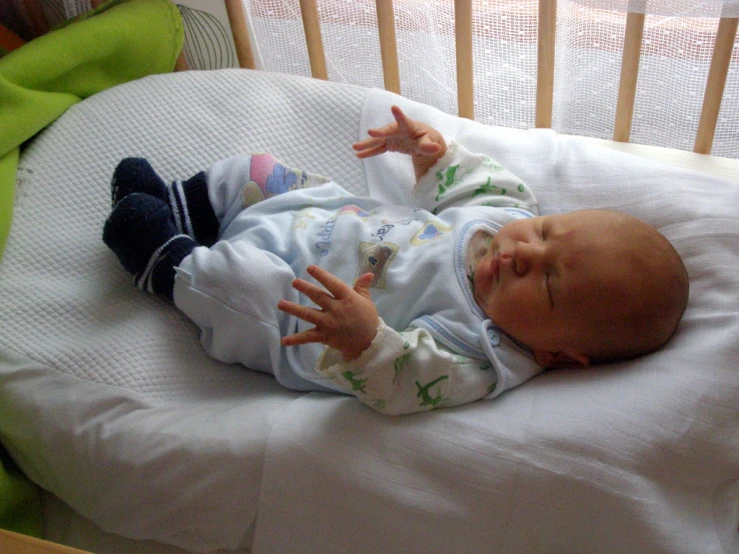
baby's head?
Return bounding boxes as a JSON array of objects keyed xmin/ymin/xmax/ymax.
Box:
[{"xmin": 473, "ymin": 209, "xmax": 689, "ymax": 368}]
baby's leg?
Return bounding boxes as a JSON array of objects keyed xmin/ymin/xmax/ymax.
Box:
[
  {"xmin": 172, "ymin": 239, "xmax": 296, "ymax": 379},
  {"xmin": 205, "ymin": 153, "xmax": 330, "ymax": 232},
  {"xmin": 111, "ymin": 154, "xmax": 329, "ymax": 246}
]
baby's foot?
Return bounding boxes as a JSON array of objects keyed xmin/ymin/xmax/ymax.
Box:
[
  {"xmin": 111, "ymin": 158, "xmax": 168, "ymax": 208},
  {"xmin": 103, "ymin": 192, "xmax": 196, "ymax": 300}
]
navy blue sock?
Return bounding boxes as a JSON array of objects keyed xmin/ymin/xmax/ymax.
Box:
[
  {"xmin": 111, "ymin": 158, "xmax": 168, "ymax": 207},
  {"xmin": 111, "ymin": 158, "xmax": 219, "ymax": 246},
  {"xmin": 103, "ymin": 193, "xmax": 196, "ymax": 301}
]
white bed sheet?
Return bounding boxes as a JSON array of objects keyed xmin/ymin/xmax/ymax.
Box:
[{"xmin": 0, "ymin": 69, "xmax": 737, "ymax": 554}]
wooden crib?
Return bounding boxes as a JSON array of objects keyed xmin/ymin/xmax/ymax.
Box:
[{"xmin": 205, "ymin": 0, "xmax": 737, "ymax": 155}]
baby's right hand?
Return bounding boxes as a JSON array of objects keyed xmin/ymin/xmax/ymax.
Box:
[
  {"xmin": 277, "ymin": 265, "xmax": 379, "ymax": 362},
  {"xmin": 353, "ymin": 105, "xmax": 447, "ymax": 180}
]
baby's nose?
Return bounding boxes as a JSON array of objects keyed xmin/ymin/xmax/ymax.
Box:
[{"xmin": 513, "ymin": 242, "xmax": 546, "ymax": 274}]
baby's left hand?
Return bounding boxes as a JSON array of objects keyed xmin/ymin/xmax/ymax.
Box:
[
  {"xmin": 353, "ymin": 105, "xmax": 447, "ymax": 181},
  {"xmin": 278, "ymin": 265, "xmax": 379, "ymax": 361}
]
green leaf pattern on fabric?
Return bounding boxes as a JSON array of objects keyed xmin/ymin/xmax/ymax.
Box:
[
  {"xmin": 482, "ymin": 157, "xmax": 504, "ymax": 172},
  {"xmin": 472, "ymin": 176, "xmax": 506, "ymax": 197},
  {"xmin": 416, "ymin": 375, "xmax": 450, "ymax": 408},
  {"xmin": 342, "ymin": 370, "xmax": 368, "ymax": 393},
  {"xmin": 393, "ymin": 352, "xmax": 412, "ymax": 383},
  {"xmin": 435, "ymin": 164, "xmax": 461, "ymax": 201}
]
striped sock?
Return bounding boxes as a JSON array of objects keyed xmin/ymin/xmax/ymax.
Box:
[
  {"xmin": 111, "ymin": 158, "xmax": 219, "ymax": 247},
  {"xmin": 167, "ymin": 171, "xmax": 219, "ymax": 247},
  {"xmin": 134, "ymin": 233, "xmax": 195, "ymax": 300}
]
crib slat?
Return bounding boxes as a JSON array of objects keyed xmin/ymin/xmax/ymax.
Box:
[
  {"xmin": 536, "ymin": 0, "xmax": 556, "ymax": 128},
  {"xmin": 300, "ymin": 0, "xmax": 329, "ymax": 80},
  {"xmin": 613, "ymin": 11, "xmax": 645, "ymax": 142},
  {"xmin": 455, "ymin": 0, "xmax": 474, "ymax": 120},
  {"xmin": 695, "ymin": 17, "xmax": 738, "ymax": 155},
  {"xmin": 225, "ymin": 0, "xmax": 256, "ymax": 69},
  {"xmin": 376, "ymin": 0, "xmax": 401, "ymax": 94}
]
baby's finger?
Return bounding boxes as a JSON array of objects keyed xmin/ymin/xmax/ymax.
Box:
[
  {"xmin": 353, "ymin": 272, "xmax": 375, "ymax": 298},
  {"xmin": 306, "ymin": 265, "xmax": 353, "ymax": 299},
  {"xmin": 366, "ymin": 121, "xmax": 399, "ymax": 138},
  {"xmin": 353, "ymin": 136, "xmax": 385, "ymax": 150},
  {"xmin": 354, "ymin": 143, "xmax": 388, "ymax": 159},
  {"xmin": 280, "ymin": 327, "xmax": 326, "ymax": 348},
  {"xmin": 291, "ymin": 277, "xmax": 334, "ymax": 308},
  {"xmin": 277, "ymin": 299, "xmax": 325, "ymax": 326},
  {"xmin": 391, "ymin": 105, "xmax": 412, "ymax": 133},
  {"xmin": 418, "ymin": 137, "xmax": 442, "ymax": 156}
]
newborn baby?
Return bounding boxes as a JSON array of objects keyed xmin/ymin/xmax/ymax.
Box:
[{"xmin": 103, "ymin": 106, "xmax": 689, "ymax": 414}]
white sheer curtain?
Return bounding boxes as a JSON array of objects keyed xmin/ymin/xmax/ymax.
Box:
[{"xmin": 235, "ymin": 0, "xmax": 738, "ymax": 157}]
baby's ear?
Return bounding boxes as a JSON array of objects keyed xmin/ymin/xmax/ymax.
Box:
[{"xmin": 534, "ymin": 350, "xmax": 590, "ymax": 369}]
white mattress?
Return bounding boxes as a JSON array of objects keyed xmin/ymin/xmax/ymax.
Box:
[{"xmin": 1, "ymin": 69, "xmax": 737, "ymax": 554}]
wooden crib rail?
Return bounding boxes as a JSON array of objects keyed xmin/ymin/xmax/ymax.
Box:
[
  {"xmin": 376, "ymin": 0, "xmax": 401, "ymax": 94},
  {"xmin": 696, "ymin": 16, "xmax": 738, "ymax": 154},
  {"xmin": 218, "ymin": 0, "xmax": 735, "ymax": 156},
  {"xmin": 613, "ymin": 10, "xmax": 645, "ymax": 144},
  {"xmin": 536, "ymin": 0, "xmax": 556, "ymax": 130},
  {"xmin": 225, "ymin": 0, "xmax": 256, "ymax": 70}
]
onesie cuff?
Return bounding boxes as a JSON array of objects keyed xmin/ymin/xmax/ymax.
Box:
[
  {"xmin": 316, "ymin": 318, "xmax": 390, "ymax": 378},
  {"xmin": 413, "ymin": 141, "xmax": 460, "ymax": 196}
]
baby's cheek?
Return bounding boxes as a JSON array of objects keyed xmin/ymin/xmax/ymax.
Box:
[
  {"xmin": 500, "ymin": 279, "xmax": 527, "ymax": 306},
  {"xmin": 502, "ymin": 282, "xmax": 540, "ymax": 323}
]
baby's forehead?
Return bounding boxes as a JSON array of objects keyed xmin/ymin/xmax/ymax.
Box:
[
  {"xmin": 553, "ymin": 211, "xmax": 649, "ymax": 248},
  {"xmin": 558, "ymin": 230, "xmax": 649, "ymax": 284},
  {"xmin": 549, "ymin": 209, "xmax": 623, "ymax": 229}
]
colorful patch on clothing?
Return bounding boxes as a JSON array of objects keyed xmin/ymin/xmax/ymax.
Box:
[
  {"xmin": 355, "ymin": 241, "xmax": 398, "ymax": 289},
  {"xmin": 242, "ymin": 153, "xmax": 329, "ymax": 208},
  {"xmin": 337, "ymin": 205, "xmax": 371, "ymax": 218},
  {"xmin": 410, "ymin": 220, "xmax": 452, "ymax": 245}
]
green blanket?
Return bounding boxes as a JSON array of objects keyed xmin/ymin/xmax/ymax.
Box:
[
  {"xmin": 0, "ymin": 0, "xmax": 183, "ymax": 536},
  {"xmin": 0, "ymin": 0, "xmax": 183, "ymax": 258}
]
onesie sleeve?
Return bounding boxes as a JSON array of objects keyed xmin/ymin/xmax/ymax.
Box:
[
  {"xmin": 315, "ymin": 319, "xmax": 497, "ymax": 415},
  {"xmin": 412, "ymin": 142, "xmax": 538, "ymax": 215}
]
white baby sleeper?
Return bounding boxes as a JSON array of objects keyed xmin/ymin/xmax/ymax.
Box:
[{"xmin": 173, "ymin": 143, "xmax": 544, "ymax": 414}]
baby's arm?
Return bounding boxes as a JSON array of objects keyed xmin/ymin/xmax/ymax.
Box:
[
  {"xmin": 353, "ymin": 107, "xmax": 537, "ymax": 215},
  {"xmin": 353, "ymin": 105, "xmax": 447, "ymax": 181},
  {"xmin": 277, "ymin": 265, "xmax": 496, "ymax": 414},
  {"xmin": 317, "ymin": 322, "xmax": 497, "ymax": 415},
  {"xmin": 414, "ymin": 142, "xmax": 539, "ymax": 215}
]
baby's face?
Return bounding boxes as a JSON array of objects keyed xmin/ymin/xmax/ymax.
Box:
[{"xmin": 473, "ymin": 211, "xmax": 636, "ymax": 367}]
